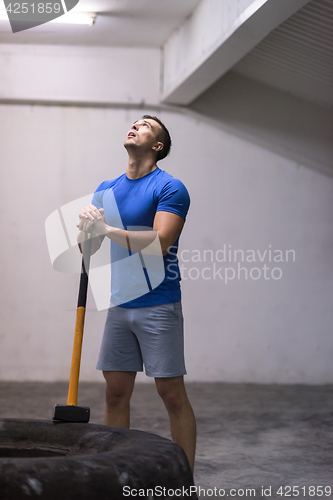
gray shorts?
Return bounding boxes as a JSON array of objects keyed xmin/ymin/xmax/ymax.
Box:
[{"xmin": 96, "ymin": 301, "xmax": 187, "ymax": 378}]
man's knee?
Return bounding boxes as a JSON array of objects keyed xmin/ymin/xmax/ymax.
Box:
[
  {"xmin": 105, "ymin": 385, "xmax": 127, "ymax": 407},
  {"xmin": 103, "ymin": 371, "xmax": 136, "ymax": 408},
  {"xmin": 155, "ymin": 377, "xmax": 188, "ymax": 416}
]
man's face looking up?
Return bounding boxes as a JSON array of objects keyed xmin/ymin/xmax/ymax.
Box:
[{"xmin": 124, "ymin": 119, "xmax": 163, "ymax": 157}]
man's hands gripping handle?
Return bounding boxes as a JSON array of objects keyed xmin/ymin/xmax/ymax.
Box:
[{"xmin": 77, "ymin": 204, "xmax": 106, "ymax": 255}]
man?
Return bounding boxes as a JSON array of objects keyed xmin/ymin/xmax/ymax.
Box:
[{"xmin": 77, "ymin": 115, "xmax": 196, "ymax": 471}]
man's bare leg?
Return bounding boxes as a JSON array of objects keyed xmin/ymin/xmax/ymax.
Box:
[
  {"xmin": 155, "ymin": 376, "xmax": 196, "ymax": 472},
  {"xmin": 103, "ymin": 371, "xmax": 136, "ymax": 428}
]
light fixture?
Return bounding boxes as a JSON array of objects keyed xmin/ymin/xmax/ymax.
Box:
[
  {"xmin": 0, "ymin": 10, "xmax": 96, "ymax": 25},
  {"xmin": 50, "ymin": 12, "xmax": 96, "ymax": 25}
]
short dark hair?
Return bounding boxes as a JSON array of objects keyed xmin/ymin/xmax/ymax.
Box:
[{"xmin": 141, "ymin": 115, "xmax": 172, "ymax": 161}]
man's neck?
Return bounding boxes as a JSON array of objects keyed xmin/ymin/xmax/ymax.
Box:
[{"xmin": 126, "ymin": 154, "xmax": 158, "ymax": 180}]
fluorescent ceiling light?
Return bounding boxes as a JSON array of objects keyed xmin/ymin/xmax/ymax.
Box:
[
  {"xmin": 50, "ymin": 12, "xmax": 96, "ymax": 25},
  {"xmin": 0, "ymin": 10, "xmax": 9, "ymax": 20},
  {"xmin": 0, "ymin": 10, "xmax": 96, "ymax": 25}
]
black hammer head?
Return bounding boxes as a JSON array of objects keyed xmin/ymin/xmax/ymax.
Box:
[{"xmin": 53, "ymin": 404, "xmax": 90, "ymax": 423}]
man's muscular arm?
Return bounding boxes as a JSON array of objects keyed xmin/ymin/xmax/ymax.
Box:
[
  {"xmin": 153, "ymin": 211, "xmax": 184, "ymax": 256},
  {"xmin": 77, "ymin": 205, "xmax": 184, "ymax": 256}
]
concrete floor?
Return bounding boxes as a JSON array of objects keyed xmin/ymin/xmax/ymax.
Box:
[{"xmin": 0, "ymin": 381, "xmax": 332, "ymax": 499}]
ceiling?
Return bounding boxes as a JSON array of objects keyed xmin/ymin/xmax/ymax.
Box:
[
  {"xmin": 232, "ymin": 0, "xmax": 333, "ymax": 109},
  {"xmin": 0, "ymin": 0, "xmax": 202, "ymax": 46},
  {"xmin": 0, "ymin": 0, "xmax": 331, "ymax": 110}
]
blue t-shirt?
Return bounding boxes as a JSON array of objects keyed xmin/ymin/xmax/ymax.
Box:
[{"xmin": 91, "ymin": 167, "xmax": 190, "ymax": 308}]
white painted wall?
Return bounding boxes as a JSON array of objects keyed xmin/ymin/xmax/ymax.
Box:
[
  {"xmin": 190, "ymin": 72, "xmax": 333, "ymax": 177},
  {"xmin": 0, "ymin": 44, "xmax": 160, "ymax": 105},
  {"xmin": 1, "ymin": 98, "xmax": 332, "ymax": 384}
]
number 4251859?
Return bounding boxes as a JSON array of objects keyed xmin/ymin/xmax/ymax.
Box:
[
  {"xmin": 277, "ymin": 485, "xmax": 332, "ymax": 497},
  {"xmin": 6, "ymin": 3, "xmax": 62, "ymax": 14}
]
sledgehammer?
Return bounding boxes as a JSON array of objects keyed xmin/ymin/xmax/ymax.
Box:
[{"xmin": 53, "ymin": 228, "xmax": 93, "ymax": 423}]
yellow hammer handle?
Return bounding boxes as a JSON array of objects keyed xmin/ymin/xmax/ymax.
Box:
[{"xmin": 67, "ymin": 306, "xmax": 86, "ymax": 406}]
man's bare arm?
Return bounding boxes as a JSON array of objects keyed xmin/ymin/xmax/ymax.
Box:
[
  {"xmin": 153, "ymin": 211, "xmax": 184, "ymax": 256},
  {"xmin": 77, "ymin": 205, "xmax": 184, "ymax": 256}
]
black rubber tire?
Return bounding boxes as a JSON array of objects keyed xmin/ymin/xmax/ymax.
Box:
[{"xmin": 0, "ymin": 419, "xmax": 195, "ymax": 499}]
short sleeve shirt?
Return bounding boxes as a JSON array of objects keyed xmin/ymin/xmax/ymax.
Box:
[{"xmin": 92, "ymin": 167, "xmax": 190, "ymax": 308}]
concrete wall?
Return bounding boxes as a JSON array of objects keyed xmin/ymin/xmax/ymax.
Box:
[
  {"xmin": 0, "ymin": 44, "xmax": 160, "ymax": 106},
  {"xmin": 161, "ymin": 0, "xmax": 310, "ymax": 103},
  {"xmin": 1, "ymin": 90, "xmax": 332, "ymax": 383},
  {"xmin": 190, "ymin": 71, "xmax": 333, "ymax": 177}
]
